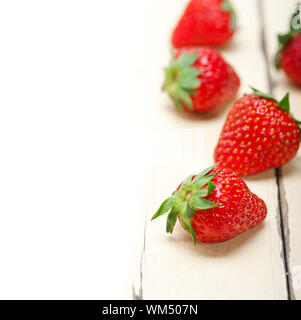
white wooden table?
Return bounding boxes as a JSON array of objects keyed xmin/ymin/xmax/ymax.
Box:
[
  {"xmin": 0, "ymin": 0, "xmax": 300, "ymax": 300},
  {"xmin": 132, "ymin": 0, "xmax": 301, "ymax": 300}
]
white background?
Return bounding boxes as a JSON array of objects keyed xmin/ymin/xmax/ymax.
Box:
[{"xmin": 0, "ymin": 0, "xmax": 157, "ymax": 299}]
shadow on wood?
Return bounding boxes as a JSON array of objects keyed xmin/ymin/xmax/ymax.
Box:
[{"xmin": 165, "ymin": 222, "xmax": 266, "ymax": 258}]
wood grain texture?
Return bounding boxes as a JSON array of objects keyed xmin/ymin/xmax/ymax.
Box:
[
  {"xmin": 263, "ymin": 0, "xmax": 301, "ymax": 300},
  {"xmin": 133, "ymin": 0, "xmax": 289, "ymax": 300}
]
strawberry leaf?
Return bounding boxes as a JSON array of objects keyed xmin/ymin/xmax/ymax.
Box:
[
  {"xmin": 177, "ymin": 51, "xmax": 198, "ymax": 68},
  {"xmin": 250, "ymin": 87, "xmax": 277, "ymax": 102},
  {"xmin": 190, "ymin": 198, "xmax": 217, "ymax": 211},
  {"xmin": 197, "ymin": 163, "xmax": 217, "ymax": 178},
  {"xmin": 173, "ymin": 98, "xmax": 183, "ymax": 112},
  {"xmin": 278, "ymin": 33, "xmax": 292, "ymax": 45},
  {"xmin": 181, "ymin": 174, "xmax": 194, "ymax": 189},
  {"xmin": 192, "ymin": 183, "xmax": 216, "ymax": 202},
  {"xmin": 207, "ymin": 181, "xmax": 216, "ymax": 194},
  {"xmin": 152, "ymin": 197, "xmax": 176, "ymax": 220},
  {"xmin": 180, "ymin": 208, "xmax": 196, "ymax": 245},
  {"xmin": 186, "ymin": 205, "xmax": 197, "ymax": 219},
  {"xmin": 193, "ymin": 174, "xmax": 217, "ymax": 189},
  {"xmin": 179, "ymin": 68, "xmax": 201, "ymax": 89},
  {"xmin": 163, "ymin": 51, "xmax": 201, "ymax": 112},
  {"xmin": 166, "ymin": 208, "xmax": 179, "ymax": 234},
  {"xmin": 278, "ymin": 93, "xmax": 290, "ymax": 113},
  {"xmin": 177, "ymin": 88, "xmax": 193, "ymax": 109},
  {"xmin": 274, "ymin": 50, "xmax": 281, "ymax": 70},
  {"xmin": 194, "ymin": 189, "xmax": 210, "ymax": 198}
]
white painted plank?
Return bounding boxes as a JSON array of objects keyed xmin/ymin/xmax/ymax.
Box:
[
  {"xmin": 138, "ymin": 0, "xmax": 287, "ymax": 299},
  {"xmin": 263, "ymin": 0, "xmax": 301, "ymax": 299}
]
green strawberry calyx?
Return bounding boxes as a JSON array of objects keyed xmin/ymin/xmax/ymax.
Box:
[
  {"xmin": 151, "ymin": 164, "xmax": 218, "ymax": 245},
  {"xmin": 163, "ymin": 51, "xmax": 202, "ymax": 112},
  {"xmin": 221, "ymin": 0, "xmax": 237, "ymax": 30},
  {"xmin": 250, "ymin": 87, "xmax": 301, "ymax": 133},
  {"xmin": 275, "ymin": 3, "xmax": 301, "ymax": 69}
]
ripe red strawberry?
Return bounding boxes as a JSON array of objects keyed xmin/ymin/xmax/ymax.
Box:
[
  {"xmin": 152, "ymin": 164, "xmax": 267, "ymax": 243},
  {"xmin": 172, "ymin": 0, "xmax": 237, "ymax": 48},
  {"xmin": 163, "ymin": 48, "xmax": 240, "ymax": 112},
  {"xmin": 275, "ymin": 5, "xmax": 301, "ymax": 85},
  {"xmin": 214, "ymin": 88, "xmax": 301, "ymax": 176},
  {"xmin": 276, "ymin": 34, "xmax": 301, "ymax": 86}
]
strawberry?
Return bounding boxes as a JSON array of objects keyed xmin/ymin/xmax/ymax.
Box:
[
  {"xmin": 152, "ymin": 164, "xmax": 267, "ymax": 243},
  {"xmin": 163, "ymin": 48, "xmax": 240, "ymax": 112},
  {"xmin": 277, "ymin": 34, "xmax": 301, "ymax": 86},
  {"xmin": 172, "ymin": 0, "xmax": 237, "ymax": 48},
  {"xmin": 214, "ymin": 88, "xmax": 301, "ymax": 176},
  {"xmin": 275, "ymin": 5, "xmax": 301, "ymax": 85}
]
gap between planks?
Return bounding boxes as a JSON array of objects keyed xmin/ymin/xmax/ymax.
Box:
[
  {"xmin": 257, "ymin": 0, "xmax": 295, "ymax": 300},
  {"xmin": 132, "ymin": 219, "xmax": 146, "ymax": 300}
]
